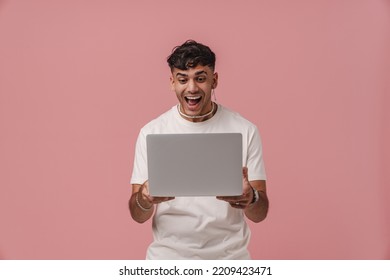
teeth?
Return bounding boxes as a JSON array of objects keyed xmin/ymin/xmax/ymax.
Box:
[{"xmin": 186, "ymin": 96, "xmax": 201, "ymax": 100}]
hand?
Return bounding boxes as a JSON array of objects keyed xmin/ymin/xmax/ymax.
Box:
[
  {"xmin": 138, "ymin": 181, "xmax": 175, "ymax": 208},
  {"xmin": 216, "ymin": 167, "xmax": 254, "ymax": 209}
]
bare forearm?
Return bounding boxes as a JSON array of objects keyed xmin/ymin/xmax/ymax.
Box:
[
  {"xmin": 245, "ymin": 191, "xmax": 269, "ymax": 223},
  {"xmin": 129, "ymin": 192, "xmax": 154, "ymax": 223}
]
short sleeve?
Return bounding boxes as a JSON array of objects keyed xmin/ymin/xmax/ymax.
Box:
[
  {"xmin": 246, "ymin": 126, "xmax": 267, "ymax": 181},
  {"xmin": 130, "ymin": 130, "xmax": 148, "ymax": 185}
]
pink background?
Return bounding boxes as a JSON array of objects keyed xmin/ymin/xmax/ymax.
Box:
[{"xmin": 0, "ymin": 0, "xmax": 389, "ymax": 259}]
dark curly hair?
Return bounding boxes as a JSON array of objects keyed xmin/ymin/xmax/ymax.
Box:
[{"xmin": 167, "ymin": 40, "xmax": 216, "ymax": 71}]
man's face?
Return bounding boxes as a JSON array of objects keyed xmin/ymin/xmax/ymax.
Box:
[{"xmin": 170, "ymin": 65, "xmax": 218, "ymax": 121}]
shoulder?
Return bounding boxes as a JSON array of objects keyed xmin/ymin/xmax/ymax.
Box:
[
  {"xmin": 140, "ymin": 106, "xmax": 176, "ymax": 134},
  {"xmin": 218, "ymin": 105, "xmax": 258, "ymax": 131}
]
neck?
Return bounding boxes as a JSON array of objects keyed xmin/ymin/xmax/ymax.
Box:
[{"xmin": 178, "ymin": 102, "xmax": 217, "ymax": 122}]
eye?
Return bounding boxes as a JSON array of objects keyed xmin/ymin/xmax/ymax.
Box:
[
  {"xmin": 178, "ymin": 79, "xmax": 187, "ymax": 84},
  {"xmin": 196, "ymin": 76, "xmax": 206, "ymax": 82}
]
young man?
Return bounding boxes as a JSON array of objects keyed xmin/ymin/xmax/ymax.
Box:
[{"xmin": 129, "ymin": 40, "xmax": 269, "ymax": 259}]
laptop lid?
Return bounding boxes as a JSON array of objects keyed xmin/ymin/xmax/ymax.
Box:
[{"xmin": 146, "ymin": 133, "xmax": 242, "ymax": 197}]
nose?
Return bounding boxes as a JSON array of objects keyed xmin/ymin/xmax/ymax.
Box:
[{"xmin": 187, "ymin": 79, "xmax": 199, "ymax": 93}]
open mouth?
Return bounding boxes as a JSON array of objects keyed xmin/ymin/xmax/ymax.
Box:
[{"xmin": 185, "ymin": 96, "xmax": 202, "ymax": 106}]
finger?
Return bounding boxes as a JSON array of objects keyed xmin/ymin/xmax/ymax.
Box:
[
  {"xmin": 218, "ymin": 196, "xmax": 251, "ymax": 206},
  {"xmin": 144, "ymin": 194, "xmax": 153, "ymax": 204},
  {"xmin": 243, "ymin": 167, "xmax": 247, "ymax": 175},
  {"xmin": 243, "ymin": 167, "xmax": 248, "ymax": 180},
  {"xmin": 229, "ymin": 201, "xmax": 247, "ymax": 209},
  {"xmin": 158, "ymin": 196, "xmax": 175, "ymax": 202},
  {"xmin": 222, "ymin": 198, "xmax": 246, "ymax": 204},
  {"xmin": 218, "ymin": 195, "xmax": 250, "ymax": 203},
  {"xmin": 140, "ymin": 181, "xmax": 150, "ymax": 196},
  {"xmin": 152, "ymin": 196, "xmax": 175, "ymax": 200},
  {"xmin": 151, "ymin": 196, "xmax": 175, "ymax": 204},
  {"xmin": 217, "ymin": 195, "xmax": 243, "ymax": 201}
]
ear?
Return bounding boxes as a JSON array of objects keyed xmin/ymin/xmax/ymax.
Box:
[
  {"xmin": 169, "ymin": 76, "xmax": 175, "ymax": 91},
  {"xmin": 212, "ymin": 72, "xmax": 219, "ymax": 89}
]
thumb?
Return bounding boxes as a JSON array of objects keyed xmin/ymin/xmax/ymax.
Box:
[
  {"xmin": 243, "ymin": 167, "xmax": 249, "ymax": 181},
  {"xmin": 141, "ymin": 180, "xmax": 150, "ymax": 196}
]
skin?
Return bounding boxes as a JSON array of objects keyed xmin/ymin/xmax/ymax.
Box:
[
  {"xmin": 129, "ymin": 65, "xmax": 269, "ymax": 223},
  {"xmin": 217, "ymin": 167, "xmax": 268, "ymax": 223},
  {"xmin": 170, "ymin": 65, "xmax": 218, "ymax": 122}
]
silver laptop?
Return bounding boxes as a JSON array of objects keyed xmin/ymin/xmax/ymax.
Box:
[{"xmin": 146, "ymin": 133, "xmax": 242, "ymax": 197}]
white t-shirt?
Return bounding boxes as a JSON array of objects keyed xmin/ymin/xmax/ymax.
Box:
[{"xmin": 131, "ymin": 104, "xmax": 266, "ymax": 259}]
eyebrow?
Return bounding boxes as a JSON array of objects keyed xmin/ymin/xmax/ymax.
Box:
[
  {"xmin": 175, "ymin": 70, "xmax": 208, "ymax": 77},
  {"xmin": 195, "ymin": 70, "xmax": 208, "ymax": 76}
]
